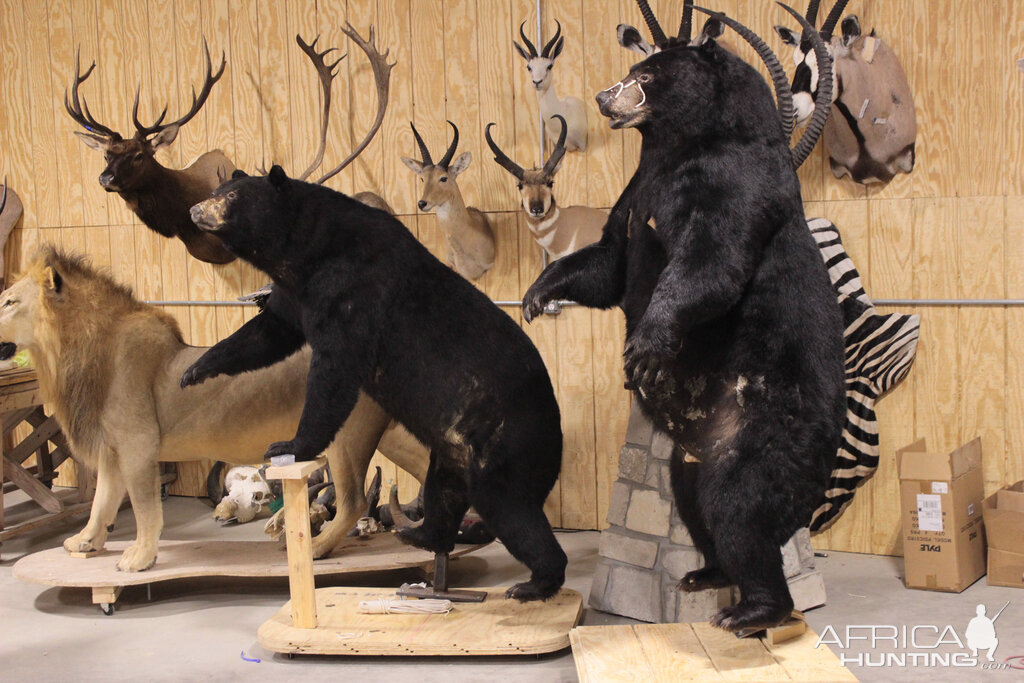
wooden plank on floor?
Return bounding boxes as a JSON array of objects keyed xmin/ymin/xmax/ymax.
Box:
[
  {"xmin": 570, "ymin": 624, "xmax": 656, "ymax": 683},
  {"xmin": 690, "ymin": 622, "xmax": 790, "ymax": 682},
  {"xmin": 633, "ymin": 623, "xmax": 726, "ymax": 682}
]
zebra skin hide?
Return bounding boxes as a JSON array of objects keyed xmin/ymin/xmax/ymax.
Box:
[{"xmin": 808, "ymin": 218, "xmax": 920, "ymax": 532}]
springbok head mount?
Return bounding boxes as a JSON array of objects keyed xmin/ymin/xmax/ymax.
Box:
[
  {"xmin": 773, "ymin": 0, "xmax": 851, "ymax": 122},
  {"xmin": 608, "ymin": 1, "xmax": 832, "ymax": 169},
  {"xmin": 401, "ymin": 121, "xmax": 471, "ymax": 212},
  {"xmin": 513, "ymin": 20, "xmax": 565, "ymax": 92},
  {"xmin": 485, "ymin": 115, "xmax": 568, "ymax": 219},
  {"xmin": 65, "ymin": 39, "xmax": 226, "ymax": 193}
]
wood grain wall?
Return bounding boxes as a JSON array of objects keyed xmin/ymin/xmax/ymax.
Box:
[{"xmin": 0, "ymin": 0, "xmax": 1021, "ymax": 555}]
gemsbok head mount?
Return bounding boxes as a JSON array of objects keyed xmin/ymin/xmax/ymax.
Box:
[{"xmin": 773, "ymin": 0, "xmax": 917, "ymax": 184}]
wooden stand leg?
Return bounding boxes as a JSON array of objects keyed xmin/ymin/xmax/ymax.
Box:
[{"xmin": 265, "ymin": 458, "xmax": 325, "ymax": 630}]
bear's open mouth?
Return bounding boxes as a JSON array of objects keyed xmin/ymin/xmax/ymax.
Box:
[{"xmin": 0, "ymin": 341, "xmax": 17, "ymax": 360}]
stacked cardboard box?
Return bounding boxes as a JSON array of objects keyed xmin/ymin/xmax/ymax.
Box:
[{"xmin": 983, "ymin": 481, "xmax": 1024, "ymax": 588}]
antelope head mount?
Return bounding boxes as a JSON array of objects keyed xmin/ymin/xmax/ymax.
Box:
[
  {"xmin": 401, "ymin": 120, "xmax": 471, "ymax": 213},
  {"xmin": 773, "ymin": 0, "xmax": 917, "ymax": 183},
  {"xmin": 485, "ymin": 115, "xmax": 567, "ymax": 220}
]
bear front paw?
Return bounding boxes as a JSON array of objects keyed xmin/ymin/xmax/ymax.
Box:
[{"xmin": 180, "ymin": 362, "xmax": 218, "ymax": 388}]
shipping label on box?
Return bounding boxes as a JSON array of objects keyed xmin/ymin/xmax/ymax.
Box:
[{"xmin": 898, "ymin": 438, "xmax": 986, "ymax": 593}]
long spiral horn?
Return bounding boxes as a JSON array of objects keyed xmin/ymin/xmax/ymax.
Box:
[
  {"xmin": 635, "ymin": 0, "xmax": 668, "ymax": 47},
  {"xmin": 779, "ymin": 2, "xmax": 833, "ymax": 167},
  {"xmin": 410, "ymin": 122, "xmax": 433, "ymax": 166},
  {"xmin": 691, "ymin": 6, "xmax": 795, "ymax": 140}
]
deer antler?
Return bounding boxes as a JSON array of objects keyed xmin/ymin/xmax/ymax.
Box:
[
  {"xmin": 294, "ymin": 34, "xmax": 346, "ymax": 181},
  {"xmin": 438, "ymin": 120, "xmax": 460, "ymax": 170},
  {"xmin": 132, "ymin": 38, "xmax": 226, "ymax": 139},
  {"xmin": 315, "ymin": 23, "xmax": 395, "ymax": 185},
  {"xmin": 542, "ymin": 115, "xmax": 568, "ymax": 176},
  {"xmin": 541, "ymin": 19, "xmax": 562, "ymax": 58},
  {"xmin": 64, "ymin": 49, "xmax": 121, "ymax": 140},
  {"xmin": 518, "ymin": 21, "xmax": 539, "ymax": 58},
  {"xmin": 484, "ymin": 123, "xmax": 525, "ymax": 180}
]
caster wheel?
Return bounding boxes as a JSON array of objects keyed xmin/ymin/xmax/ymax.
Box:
[{"xmin": 100, "ymin": 603, "xmax": 115, "ymax": 616}]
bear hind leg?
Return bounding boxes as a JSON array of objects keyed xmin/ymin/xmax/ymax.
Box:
[
  {"xmin": 395, "ymin": 448, "xmax": 469, "ymax": 555},
  {"xmin": 471, "ymin": 484, "xmax": 567, "ymax": 602},
  {"xmin": 670, "ymin": 456, "xmax": 733, "ymax": 592}
]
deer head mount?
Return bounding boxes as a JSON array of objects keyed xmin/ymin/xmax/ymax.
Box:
[{"xmin": 774, "ymin": 0, "xmax": 917, "ymax": 184}]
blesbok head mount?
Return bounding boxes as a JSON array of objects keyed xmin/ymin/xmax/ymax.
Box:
[
  {"xmin": 603, "ymin": 1, "xmax": 832, "ymax": 169},
  {"xmin": 773, "ymin": 0, "xmax": 917, "ymax": 183},
  {"xmin": 486, "ymin": 115, "xmax": 606, "ymax": 261},
  {"xmin": 400, "ymin": 120, "xmax": 496, "ymax": 281},
  {"xmin": 513, "ymin": 19, "xmax": 588, "ymax": 152},
  {"xmin": 65, "ymin": 39, "xmax": 236, "ymax": 263}
]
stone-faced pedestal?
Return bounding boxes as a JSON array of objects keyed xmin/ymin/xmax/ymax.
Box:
[{"xmin": 589, "ymin": 397, "xmax": 826, "ymax": 623}]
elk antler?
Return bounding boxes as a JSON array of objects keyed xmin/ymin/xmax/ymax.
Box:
[
  {"xmin": 132, "ymin": 38, "xmax": 226, "ymax": 139},
  {"xmin": 541, "ymin": 19, "xmax": 562, "ymax": 58},
  {"xmin": 410, "ymin": 122, "xmax": 433, "ymax": 166},
  {"xmin": 543, "ymin": 115, "xmax": 568, "ymax": 176},
  {"xmin": 315, "ymin": 23, "xmax": 395, "ymax": 185},
  {"xmin": 635, "ymin": 0, "xmax": 668, "ymax": 47},
  {"xmin": 518, "ymin": 21, "xmax": 539, "ymax": 58},
  {"xmin": 64, "ymin": 49, "xmax": 121, "ymax": 140},
  {"xmin": 438, "ymin": 120, "xmax": 460, "ymax": 170},
  {"xmin": 294, "ymin": 34, "xmax": 346, "ymax": 181},
  {"xmin": 691, "ymin": 6, "xmax": 796, "ymax": 140},
  {"xmin": 484, "ymin": 123, "xmax": 525, "ymax": 180}
]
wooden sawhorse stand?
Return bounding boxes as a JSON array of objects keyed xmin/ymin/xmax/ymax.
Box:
[{"xmin": 0, "ymin": 368, "xmax": 92, "ymax": 546}]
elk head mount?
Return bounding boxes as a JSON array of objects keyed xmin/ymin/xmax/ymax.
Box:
[
  {"xmin": 485, "ymin": 115, "xmax": 605, "ymax": 260},
  {"xmin": 65, "ymin": 40, "xmax": 237, "ymax": 264},
  {"xmin": 401, "ymin": 120, "xmax": 496, "ymax": 281},
  {"xmin": 773, "ymin": 0, "xmax": 917, "ymax": 184}
]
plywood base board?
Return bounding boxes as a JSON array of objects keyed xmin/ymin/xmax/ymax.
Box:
[
  {"xmin": 257, "ymin": 586, "xmax": 583, "ymax": 656},
  {"xmin": 13, "ymin": 533, "xmax": 485, "ymax": 593},
  {"xmin": 570, "ymin": 623, "xmax": 858, "ymax": 682}
]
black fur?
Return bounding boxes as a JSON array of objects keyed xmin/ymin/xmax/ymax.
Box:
[
  {"xmin": 523, "ymin": 32, "xmax": 845, "ymax": 630},
  {"xmin": 182, "ymin": 172, "xmax": 566, "ymax": 601}
]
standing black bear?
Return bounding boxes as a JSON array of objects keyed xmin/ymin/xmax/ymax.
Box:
[
  {"xmin": 183, "ymin": 166, "xmax": 566, "ymax": 601},
  {"xmin": 523, "ymin": 2, "xmax": 845, "ymax": 631}
]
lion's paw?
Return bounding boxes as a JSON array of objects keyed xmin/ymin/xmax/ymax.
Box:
[
  {"xmin": 116, "ymin": 543, "xmax": 157, "ymax": 572},
  {"xmin": 64, "ymin": 530, "xmax": 105, "ymax": 554}
]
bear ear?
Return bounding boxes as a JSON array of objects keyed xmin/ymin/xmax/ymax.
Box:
[
  {"xmin": 268, "ymin": 165, "xmax": 289, "ymax": 190},
  {"xmin": 231, "ymin": 169, "xmax": 249, "ymax": 180}
]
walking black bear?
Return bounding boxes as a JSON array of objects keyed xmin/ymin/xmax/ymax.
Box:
[
  {"xmin": 184, "ymin": 167, "xmax": 566, "ymax": 601},
  {"xmin": 523, "ymin": 1, "xmax": 845, "ymax": 631}
]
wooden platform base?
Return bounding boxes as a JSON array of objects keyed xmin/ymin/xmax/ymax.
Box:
[
  {"xmin": 12, "ymin": 533, "xmax": 485, "ymax": 611},
  {"xmin": 257, "ymin": 586, "xmax": 583, "ymax": 656},
  {"xmin": 570, "ymin": 623, "xmax": 858, "ymax": 682}
]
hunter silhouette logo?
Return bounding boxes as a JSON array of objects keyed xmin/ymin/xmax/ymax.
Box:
[{"xmin": 965, "ymin": 601, "xmax": 1008, "ymax": 662}]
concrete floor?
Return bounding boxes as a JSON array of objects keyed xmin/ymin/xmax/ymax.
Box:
[{"xmin": 1, "ymin": 494, "xmax": 1021, "ymax": 682}]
